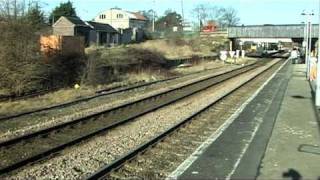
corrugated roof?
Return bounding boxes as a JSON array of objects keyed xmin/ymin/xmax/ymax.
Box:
[{"xmin": 86, "ymin": 21, "xmax": 118, "ymax": 33}]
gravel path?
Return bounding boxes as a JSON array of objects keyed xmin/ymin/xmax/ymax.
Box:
[
  {"xmin": 0, "ymin": 64, "xmax": 244, "ymax": 142},
  {"xmin": 2, "ymin": 60, "xmax": 277, "ymax": 179}
]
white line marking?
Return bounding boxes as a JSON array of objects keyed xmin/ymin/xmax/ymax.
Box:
[{"xmin": 167, "ymin": 59, "xmax": 289, "ymax": 180}]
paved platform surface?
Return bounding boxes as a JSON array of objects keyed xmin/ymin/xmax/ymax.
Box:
[
  {"xmin": 258, "ymin": 64, "xmax": 320, "ymax": 179},
  {"xmin": 172, "ymin": 62, "xmax": 320, "ymax": 179}
]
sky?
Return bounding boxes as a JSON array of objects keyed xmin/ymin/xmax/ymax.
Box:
[{"xmin": 42, "ymin": 0, "xmax": 320, "ymax": 25}]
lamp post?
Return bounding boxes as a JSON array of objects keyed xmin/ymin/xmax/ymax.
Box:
[
  {"xmin": 302, "ymin": 22, "xmax": 307, "ymax": 58},
  {"xmin": 302, "ymin": 10, "xmax": 314, "ymax": 79},
  {"xmin": 316, "ymin": 1, "xmax": 320, "ymax": 106}
]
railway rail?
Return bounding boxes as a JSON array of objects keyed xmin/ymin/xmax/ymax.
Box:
[
  {"xmin": 0, "ymin": 60, "xmax": 268, "ymax": 175},
  {"xmin": 0, "ymin": 61, "xmax": 228, "ymax": 121},
  {"xmin": 246, "ymin": 50, "xmax": 289, "ymax": 59},
  {"xmin": 86, "ymin": 59, "xmax": 287, "ymax": 180},
  {"xmin": 0, "ymin": 87, "xmax": 61, "ymax": 103}
]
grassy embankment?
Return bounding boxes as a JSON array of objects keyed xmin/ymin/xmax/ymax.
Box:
[{"xmin": 0, "ymin": 36, "xmax": 236, "ymax": 114}]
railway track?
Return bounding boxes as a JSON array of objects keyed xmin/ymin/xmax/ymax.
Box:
[
  {"xmin": 0, "ymin": 55, "xmax": 218, "ymax": 104},
  {"xmin": 246, "ymin": 50, "xmax": 289, "ymax": 59},
  {"xmin": 0, "ymin": 63, "xmax": 253, "ymax": 143},
  {"xmin": 0, "ymin": 62, "xmax": 230, "ymax": 121},
  {"xmin": 0, "ymin": 60, "xmax": 267, "ymax": 176},
  {"xmin": 86, "ymin": 59, "xmax": 288, "ymax": 180},
  {"xmin": 0, "ymin": 87, "xmax": 61, "ymax": 103}
]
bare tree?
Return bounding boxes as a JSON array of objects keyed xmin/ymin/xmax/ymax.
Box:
[
  {"xmin": 0, "ymin": 0, "xmax": 26, "ymax": 21},
  {"xmin": 192, "ymin": 4, "xmax": 209, "ymax": 27},
  {"xmin": 191, "ymin": 4, "xmax": 240, "ymax": 29},
  {"xmin": 219, "ymin": 7, "xmax": 240, "ymax": 27}
]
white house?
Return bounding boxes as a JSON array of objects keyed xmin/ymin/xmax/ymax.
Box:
[{"xmin": 94, "ymin": 8, "xmax": 148, "ymax": 43}]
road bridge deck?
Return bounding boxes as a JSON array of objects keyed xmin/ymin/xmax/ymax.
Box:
[{"xmin": 228, "ymin": 24, "xmax": 319, "ymax": 39}]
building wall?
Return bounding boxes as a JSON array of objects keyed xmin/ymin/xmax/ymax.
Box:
[
  {"xmin": 53, "ymin": 26, "xmax": 75, "ymax": 36},
  {"xmin": 129, "ymin": 19, "xmax": 146, "ymax": 29},
  {"xmin": 94, "ymin": 9, "xmax": 147, "ymax": 30},
  {"xmin": 94, "ymin": 9, "xmax": 131, "ymax": 29},
  {"xmin": 74, "ymin": 26, "xmax": 91, "ymax": 46},
  {"xmin": 120, "ymin": 29, "xmax": 133, "ymax": 44},
  {"xmin": 94, "ymin": 9, "xmax": 147, "ymax": 44},
  {"xmin": 40, "ymin": 35, "xmax": 85, "ymax": 58},
  {"xmin": 89, "ymin": 30, "xmax": 98, "ymax": 45},
  {"xmin": 53, "ymin": 17, "xmax": 75, "ymax": 36},
  {"xmin": 89, "ymin": 30, "xmax": 120, "ymax": 46},
  {"xmin": 133, "ymin": 28, "xmax": 144, "ymax": 42}
]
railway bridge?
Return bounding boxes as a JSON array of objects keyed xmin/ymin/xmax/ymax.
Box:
[{"xmin": 228, "ymin": 24, "xmax": 320, "ymax": 51}]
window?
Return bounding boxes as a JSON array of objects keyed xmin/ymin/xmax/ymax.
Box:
[
  {"xmin": 100, "ymin": 14, "xmax": 106, "ymax": 19},
  {"xmin": 116, "ymin": 14, "xmax": 123, "ymax": 19}
]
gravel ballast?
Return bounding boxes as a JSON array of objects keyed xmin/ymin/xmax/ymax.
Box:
[{"xmin": 0, "ymin": 64, "xmax": 247, "ymax": 142}]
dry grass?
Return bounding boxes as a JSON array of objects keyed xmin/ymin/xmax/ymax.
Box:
[
  {"xmin": 0, "ymin": 87, "xmax": 93, "ymax": 116},
  {"xmin": 1, "ymin": 37, "xmax": 231, "ymax": 115},
  {"xmin": 0, "ymin": 89, "xmax": 10, "ymax": 96},
  {"xmin": 172, "ymin": 61, "xmax": 226, "ymax": 75},
  {"xmin": 171, "ymin": 57, "xmax": 256, "ymax": 75},
  {"xmin": 225, "ymin": 57, "xmax": 256, "ymax": 65},
  {"xmin": 130, "ymin": 40, "xmax": 199, "ymax": 59},
  {"xmin": 130, "ymin": 37, "xmax": 228, "ymax": 59},
  {"xmin": 0, "ymin": 69, "xmax": 169, "ymax": 116}
]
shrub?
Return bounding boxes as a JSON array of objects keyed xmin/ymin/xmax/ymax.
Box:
[
  {"xmin": 83, "ymin": 47, "xmax": 168, "ymax": 86},
  {"xmin": 44, "ymin": 54, "xmax": 86, "ymax": 88},
  {"xmin": 0, "ymin": 21, "xmax": 45, "ymax": 95},
  {"xmin": 0, "ymin": 21, "xmax": 85, "ymax": 95}
]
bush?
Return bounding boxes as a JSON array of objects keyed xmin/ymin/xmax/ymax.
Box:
[
  {"xmin": 44, "ymin": 54, "xmax": 86, "ymax": 88},
  {"xmin": 83, "ymin": 47, "xmax": 168, "ymax": 86},
  {"xmin": 0, "ymin": 21, "xmax": 45, "ymax": 95},
  {"xmin": 0, "ymin": 21, "xmax": 85, "ymax": 95}
]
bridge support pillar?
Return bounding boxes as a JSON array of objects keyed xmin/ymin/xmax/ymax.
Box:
[{"xmin": 229, "ymin": 38, "xmax": 236, "ymax": 51}]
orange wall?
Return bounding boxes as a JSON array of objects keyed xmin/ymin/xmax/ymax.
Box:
[{"xmin": 40, "ymin": 35, "xmax": 85, "ymax": 58}]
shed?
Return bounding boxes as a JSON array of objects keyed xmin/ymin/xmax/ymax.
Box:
[
  {"xmin": 53, "ymin": 16, "xmax": 91, "ymax": 45},
  {"xmin": 86, "ymin": 21, "xmax": 120, "ymax": 46}
]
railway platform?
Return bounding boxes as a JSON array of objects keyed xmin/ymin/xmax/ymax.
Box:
[{"xmin": 170, "ymin": 63, "xmax": 320, "ymax": 179}]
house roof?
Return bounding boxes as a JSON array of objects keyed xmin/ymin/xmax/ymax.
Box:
[
  {"xmin": 130, "ymin": 12, "xmax": 148, "ymax": 21},
  {"xmin": 53, "ymin": 16, "xmax": 89, "ymax": 27},
  {"xmin": 64, "ymin": 16, "xmax": 88, "ymax": 26},
  {"xmin": 86, "ymin": 21, "xmax": 118, "ymax": 33}
]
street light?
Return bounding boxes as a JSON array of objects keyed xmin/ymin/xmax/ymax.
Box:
[
  {"xmin": 316, "ymin": 1, "xmax": 320, "ymax": 106},
  {"xmin": 302, "ymin": 10, "xmax": 314, "ymax": 79}
]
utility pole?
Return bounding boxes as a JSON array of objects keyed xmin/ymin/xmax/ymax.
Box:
[{"xmin": 316, "ymin": 0, "xmax": 320, "ymax": 106}]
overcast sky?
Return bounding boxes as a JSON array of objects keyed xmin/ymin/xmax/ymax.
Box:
[{"xmin": 43, "ymin": 0, "xmax": 320, "ymax": 25}]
